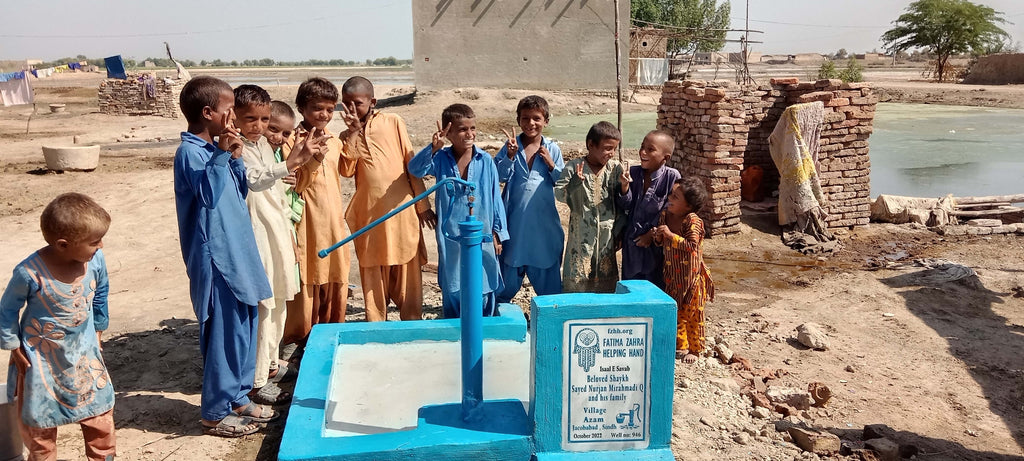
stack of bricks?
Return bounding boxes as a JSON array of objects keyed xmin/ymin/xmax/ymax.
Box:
[
  {"xmin": 98, "ymin": 74, "xmax": 185, "ymax": 118},
  {"xmin": 656, "ymin": 77, "xmax": 877, "ymax": 235}
]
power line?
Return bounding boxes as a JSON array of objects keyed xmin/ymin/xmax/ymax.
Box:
[
  {"xmin": 631, "ymin": 18, "xmax": 762, "ymax": 34},
  {"xmin": 732, "ymin": 17, "xmax": 886, "ymax": 29}
]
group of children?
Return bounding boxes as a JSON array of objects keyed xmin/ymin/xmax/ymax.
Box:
[{"xmin": 0, "ymin": 74, "xmax": 715, "ymax": 458}]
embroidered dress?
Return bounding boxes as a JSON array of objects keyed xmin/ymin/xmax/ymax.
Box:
[
  {"xmin": 659, "ymin": 212, "xmax": 714, "ymax": 352},
  {"xmin": 0, "ymin": 251, "xmax": 114, "ymax": 428},
  {"xmin": 555, "ymin": 158, "xmax": 626, "ymax": 293}
]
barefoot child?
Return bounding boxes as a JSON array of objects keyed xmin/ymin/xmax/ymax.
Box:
[
  {"xmin": 618, "ymin": 130, "xmax": 681, "ymax": 288},
  {"xmin": 173, "ymin": 76, "xmax": 276, "ymax": 437},
  {"xmin": 494, "ymin": 95, "xmax": 564, "ymax": 302},
  {"xmin": 555, "ymin": 121, "xmax": 626, "ymax": 293},
  {"xmin": 235, "ymin": 85, "xmax": 321, "ymax": 405},
  {"xmin": 654, "ymin": 177, "xmax": 714, "ymax": 363},
  {"xmin": 0, "ymin": 193, "xmax": 116, "ymax": 460},
  {"xmin": 338, "ymin": 76, "xmax": 433, "ymax": 321},
  {"xmin": 408, "ymin": 104, "xmax": 508, "ymax": 318},
  {"xmin": 283, "ymin": 77, "xmax": 352, "ymax": 347}
]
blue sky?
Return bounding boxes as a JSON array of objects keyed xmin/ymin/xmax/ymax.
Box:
[{"xmin": 3, "ymin": 1, "xmax": 1023, "ymax": 61}]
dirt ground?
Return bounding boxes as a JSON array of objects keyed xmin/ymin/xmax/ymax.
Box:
[{"xmin": 0, "ymin": 67, "xmax": 1022, "ymax": 460}]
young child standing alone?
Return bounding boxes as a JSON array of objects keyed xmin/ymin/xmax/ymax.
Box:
[
  {"xmin": 235, "ymin": 85, "xmax": 321, "ymax": 404},
  {"xmin": 173, "ymin": 76, "xmax": 275, "ymax": 437},
  {"xmin": 654, "ymin": 177, "xmax": 714, "ymax": 363},
  {"xmin": 555, "ymin": 121, "xmax": 627, "ymax": 293},
  {"xmin": 494, "ymin": 95, "xmax": 564, "ymax": 302},
  {"xmin": 338, "ymin": 76, "xmax": 433, "ymax": 321},
  {"xmin": 0, "ymin": 193, "xmax": 115, "ymax": 460},
  {"xmin": 283, "ymin": 77, "xmax": 352, "ymax": 347},
  {"xmin": 618, "ymin": 130, "xmax": 681, "ymax": 288},
  {"xmin": 408, "ymin": 104, "xmax": 508, "ymax": 318}
]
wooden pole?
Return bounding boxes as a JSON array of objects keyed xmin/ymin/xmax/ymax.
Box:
[{"xmin": 614, "ymin": 0, "xmax": 623, "ymax": 162}]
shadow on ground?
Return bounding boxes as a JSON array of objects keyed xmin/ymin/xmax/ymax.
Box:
[{"xmin": 881, "ymin": 266, "xmax": 1024, "ymax": 454}]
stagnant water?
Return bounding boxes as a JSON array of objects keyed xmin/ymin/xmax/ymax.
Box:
[{"xmin": 544, "ymin": 103, "xmax": 1024, "ymax": 199}]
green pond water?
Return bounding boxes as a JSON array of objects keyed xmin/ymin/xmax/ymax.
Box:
[{"xmin": 544, "ymin": 103, "xmax": 1024, "ymax": 199}]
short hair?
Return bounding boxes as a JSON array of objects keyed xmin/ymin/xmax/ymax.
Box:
[
  {"xmin": 442, "ymin": 103, "xmax": 476, "ymax": 128},
  {"xmin": 675, "ymin": 177, "xmax": 708, "ymax": 214},
  {"xmin": 586, "ymin": 121, "xmax": 621, "ymax": 146},
  {"xmin": 647, "ymin": 130, "xmax": 676, "ymax": 154},
  {"xmin": 40, "ymin": 193, "xmax": 111, "ymax": 244},
  {"xmin": 296, "ymin": 77, "xmax": 338, "ymax": 109},
  {"xmin": 179, "ymin": 76, "xmax": 232, "ymax": 124},
  {"xmin": 341, "ymin": 76, "xmax": 374, "ymax": 97},
  {"xmin": 270, "ymin": 100, "xmax": 295, "ymax": 121},
  {"xmin": 233, "ymin": 84, "xmax": 270, "ymax": 110},
  {"xmin": 516, "ymin": 95, "xmax": 549, "ymax": 120}
]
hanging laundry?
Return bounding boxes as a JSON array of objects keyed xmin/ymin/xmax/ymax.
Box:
[
  {"xmin": 139, "ymin": 74, "xmax": 156, "ymax": 98},
  {"xmin": 68, "ymin": 62, "xmax": 82, "ymax": 71},
  {"xmin": 35, "ymin": 67, "xmax": 55, "ymax": 78},
  {"xmin": 0, "ymin": 74, "xmax": 34, "ymax": 106},
  {"xmin": 104, "ymin": 56, "xmax": 127, "ymax": 80},
  {"xmin": 53, "ymin": 64, "xmax": 70, "ymax": 73},
  {"xmin": 0, "ymin": 71, "xmax": 25, "ymax": 82},
  {"xmin": 30, "ymin": 69, "xmax": 37, "ymax": 78}
]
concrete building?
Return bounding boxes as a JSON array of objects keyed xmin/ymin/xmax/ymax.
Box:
[{"xmin": 412, "ymin": 0, "xmax": 629, "ymax": 91}]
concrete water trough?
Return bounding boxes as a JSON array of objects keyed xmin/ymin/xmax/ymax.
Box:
[{"xmin": 41, "ymin": 145, "xmax": 99, "ymax": 172}]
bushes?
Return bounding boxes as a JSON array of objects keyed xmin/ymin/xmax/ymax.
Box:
[{"xmin": 817, "ymin": 58, "xmax": 863, "ymax": 83}]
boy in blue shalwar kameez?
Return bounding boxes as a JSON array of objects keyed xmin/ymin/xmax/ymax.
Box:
[
  {"xmin": 408, "ymin": 104, "xmax": 509, "ymax": 318},
  {"xmin": 494, "ymin": 95, "xmax": 564, "ymax": 303},
  {"xmin": 172, "ymin": 76, "xmax": 276, "ymax": 438}
]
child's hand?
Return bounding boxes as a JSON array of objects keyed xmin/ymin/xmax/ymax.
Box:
[
  {"xmin": 571, "ymin": 161, "xmax": 585, "ymax": 184},
  {"xmin": 493, "ymin": 233, "xmax": 503, "ymax": 255},
  {"xmin": 96, "ymin": 330, "xmax": 103, "ymax": 351},
  {"xmin": 619, "ymin": 161, "xmax": 632, "ymax": 193},
  {"xmin": 12, "ymin": 347, "xmax": 29, "ymax": 373},
  {"xmin": 218, "ymin": 109, "xmax": 243, "ymax": 158},
  {"xmin": 537, "ymin": 145, "xmax": 555, "ymax": 171},
  {"xmin": 634, "ymin": 229, "xmax": 654, "ymax": 248},
  {"xmin": 432, "ymin": 120, "xmax": 451, "ymax": 153},
  {"xmin": 418, "ymin": 209, "xmax": 437, "ymax": 230},
  {"xmin": 340, "ymin": 102, "xmax": 363, "ymax": 133},
  {"xmin": 283, "ymin": 171, "xmax": 298, "ymax": 186},
  {"xmin": 501, "ymin": 126, "xmax": 518, "ymax": 159}
]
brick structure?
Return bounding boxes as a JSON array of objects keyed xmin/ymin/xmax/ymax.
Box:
[
  {"xmin": 98, "ymin": 74, "xmax": 185, "ymax": 118},
  {"xmin": 657, "ymin": 77, "xmax": 877, "ymax": 236}
]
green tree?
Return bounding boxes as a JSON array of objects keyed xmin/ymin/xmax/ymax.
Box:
[
  {"xmin": 631, "ymin": 0, "xmax": 731, "ymax": 54},
  {"xmin": 881, "ymin": 0, "xmax": 1008, "ymax": 82}
]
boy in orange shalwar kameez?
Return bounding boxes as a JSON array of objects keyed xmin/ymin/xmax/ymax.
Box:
[
  {"xmin": 282, "ymin": 77, "xmax": 352, "ymax": 346},
  {"xmin": 337, "ymin": 76, "xmax": 434, "ymax": 321}
]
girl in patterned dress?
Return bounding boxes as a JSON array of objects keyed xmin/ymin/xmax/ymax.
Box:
[
  {"xmin": 0, "ymin": 193, "xmax": 116, "ymax": 460},
  {"xmin": 654, "ymin": 178, "xmax": 714, "ymax": 364}
]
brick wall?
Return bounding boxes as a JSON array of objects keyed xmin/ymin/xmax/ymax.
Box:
[
  {"xmin": 657, "ymin": 78, "xmax": 877, "ymax": 236},
  {"xmin": 98, "ymin": 75, "xmax": 184, "ymax": 118}
]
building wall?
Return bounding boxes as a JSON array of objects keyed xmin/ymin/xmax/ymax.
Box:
[
  {"xmin": 657, "ymin": 78, "xmax": 877, "ymax": 235},
  {"xmin": 963, "ymin": 53, "xmax": 1024, "ymax": 85},
  {"xmin": 413, "ymin": 0, "xmax": 629, "ymax": 90},
  {"xmin": 98, "ymin": 76, "xmax": 184, "ymax": 118}
]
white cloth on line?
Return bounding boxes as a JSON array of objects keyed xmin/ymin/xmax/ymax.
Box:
[
  {"xmin": 0, "ymin": 76, "xmax": 33, "ymax": 106},
  {"xmin": 636, "ymin": 58, "xmax": 669, "ymax": 85}
]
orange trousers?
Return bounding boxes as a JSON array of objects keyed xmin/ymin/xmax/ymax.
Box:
[
  {"xmin": 676, "ymin": 281, "xmax": 708, "ymax": 353},
  {"xmin": 360, "ymin": 258, "xmax": 423, "ymax": 322},
  {"xmin": 16, "ymin": 368, "xmax": 115, "ymax": 461},
  {"xmin": 283, "ymin": 282, "xmax": 348, "ymax": 345}
]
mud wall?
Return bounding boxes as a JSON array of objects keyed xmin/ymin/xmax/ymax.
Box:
[
  {"xmin": 963, "ymin": 53, "xmax": 1024, "ymax": 85},
  {"xmin": 657, "ymin": 78, "xmax": 877, "ymax": 235}
]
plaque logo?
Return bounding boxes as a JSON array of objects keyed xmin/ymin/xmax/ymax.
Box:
[{"xmin": 573, "ymin": 328, "xmax": 600, "ymax": 372}]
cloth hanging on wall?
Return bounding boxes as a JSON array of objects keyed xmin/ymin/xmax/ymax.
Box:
[
  {"xmin": 636, "ymin": 58, "xmax": 669, "ymax": 86},
  {"xmin": 105, "ymin": 55, "xmax": 127, "ymax": 80}
]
